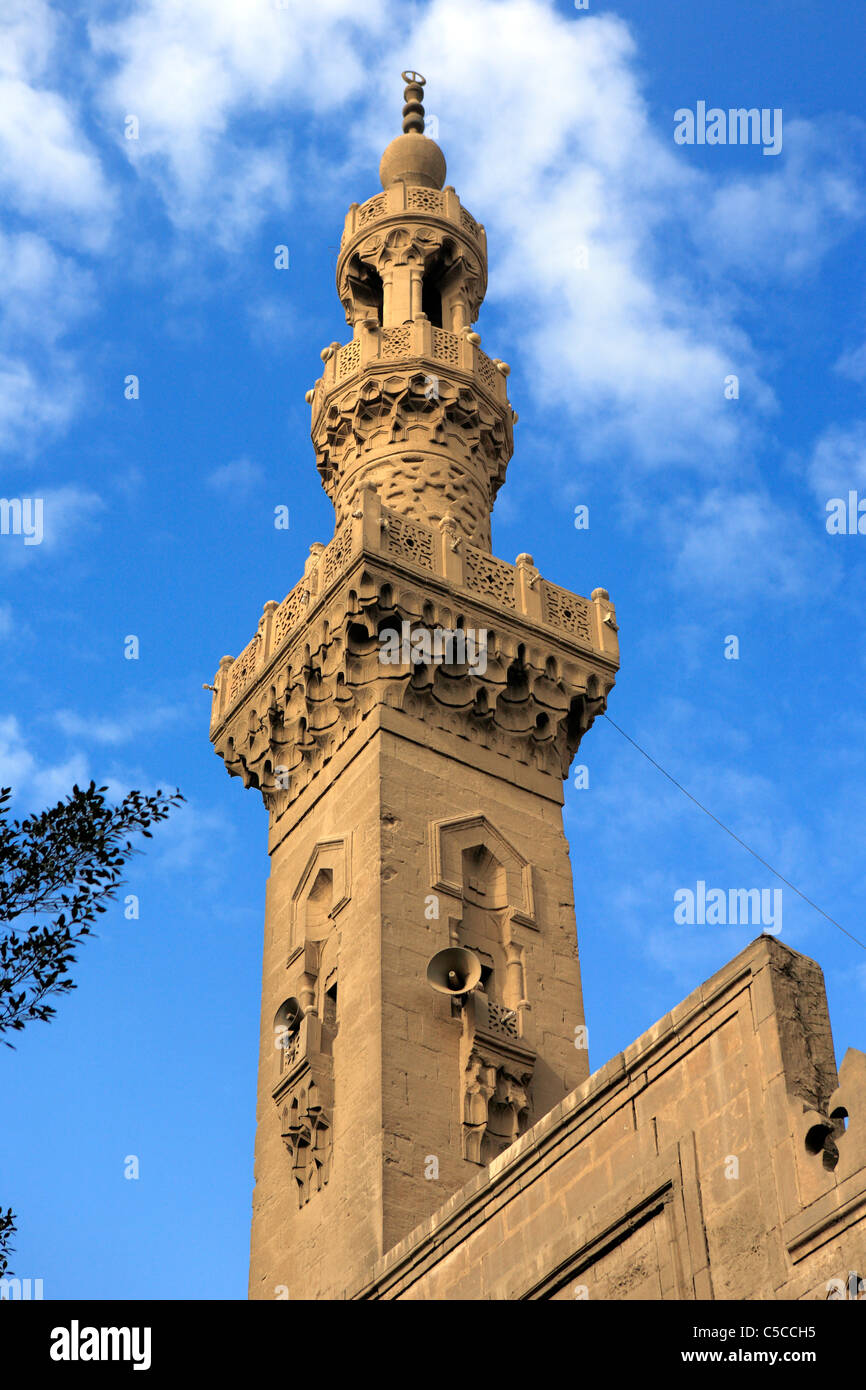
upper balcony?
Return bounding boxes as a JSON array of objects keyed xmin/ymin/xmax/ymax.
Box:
[
  {"xmin": 340, "ymin": 183, "xmax": 486, "ymax": 259},
  {"xmin": 208, "ymin": 487, "xmax": 619, "ymax": 735},
  {"xmin": 308, "ymin": 320, "xmax": 512, "ymax": 425}
]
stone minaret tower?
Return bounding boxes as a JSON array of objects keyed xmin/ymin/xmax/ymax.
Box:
[{"xmin": 209, "ymin": 74, "xmax": 619, "ymax": 1300}]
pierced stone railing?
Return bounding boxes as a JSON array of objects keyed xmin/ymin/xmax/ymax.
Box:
[
  {"xmin": 315, "ymin": 320, "xmax": 510, "ymax": 413},
  {"xmin": 209, "ymin": 490, "xmax": 618, "ymax": 729},
  {"xmin": 340, "ymin": 182, "xmax": 486, "ymax": 252}
]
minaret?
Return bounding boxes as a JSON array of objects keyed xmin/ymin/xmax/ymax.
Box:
[{"xmin": 209, "ymin": 74, "xmax": 619, "ymax": 1301}]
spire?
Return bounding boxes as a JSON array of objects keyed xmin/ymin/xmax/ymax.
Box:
[
  {"xmin": 379, "ymin": 70, "xmax": 446, "ymax": 190},
  {"xmin": 401, "ymin": 70, "xmax": 426, "ymax": 133},
  {"xmin": 308, "ymin": 71, "xmax": 515, "ymax": 551}
]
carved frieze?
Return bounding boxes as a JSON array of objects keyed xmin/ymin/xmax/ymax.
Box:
[
  {"xmin": 462, "ymin": 1003, "xmax": 536, "ymax": 1165},
  {"xmin": 212, "ymin": 574, "xmax": 612, "ymax": 817},
  {"xmin": 312, "ymin": 371, "xmax": 512, "ymax": 547}
]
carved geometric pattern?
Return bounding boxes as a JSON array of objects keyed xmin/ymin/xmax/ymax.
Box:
[
  {"xmin": 475, "ymin": 348, "xmax": 498, "ymax": 393},
  {"xmin": 321, "ymin": 522, "xmax": 354, "ymax": 588},
  {"xmin": 464, "ymin": 545, "xmax": 517, "ymax": 608},
  {"xmin": 280, "ymin": 1031, "xmax": 301, "ymax": 1073},
  {"xmin": 312, "ymin": 373, "xmax": 512, "ymax": 547},
  {"xmin": 432, "ymin": 327, "xmax": 460, "ymax": 365},
  {"xmin": 460, "ymin": 207, "xmax": 481, "ymax": 239},
  {"xmin": 214, "ymin": 588, "xmax": 612, "ymax": 811},
  {"xmin": 380, "ymin": 326, "xmax": 412, "ymax": 359},
  {"xmin": 280, "ymin": 1079, "xmax": 332, "ymax": 1207},
  {"xmin": 485, "ymin": 1002, "xmax": 519, "ymax": 1038},
  {"xmin": 273, "ymin": 579, "xmax": 308, "ymax": 648},
  {"xmin": 384, "ymin": 513, "xmax": 435, "ymax": 570},
  {"xmin": 407, "ymin": 187, "xmax": 444, "ymax": 214},
  {"xmin": 543, "ymin": 582, "xmax": 593, "ymax": 644},
  {"xmin": 356, "ymin": 193, "xmax": 387, "ymax": 227},
  {"xmin": 229, "ymin": 633, "xmax": 261, "ymax": 701},
  {"xmin": 463, "ymin": 1051, "xmax": 531, "ymax": 1164},
  {"xmin": 337, "ymin": 340, "xmax": 361, "ymax": 378}
]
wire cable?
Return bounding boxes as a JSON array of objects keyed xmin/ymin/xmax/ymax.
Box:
[{"xmin": 602, "ymin": 713, "xmax": 866, "ymax": 953}]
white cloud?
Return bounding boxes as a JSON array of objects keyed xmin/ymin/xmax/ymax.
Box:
[
  {"xmin": 56, "ymin": 705, "xmax": 182, "ymax": 747},
  {"xmin": 0, "ymin": 231, "xmax": 95, "ymax": 454},
  {"xmin": 0, "ymin": 1, "xmax": 114, "ymax": 250},
  {"xmin": 835, "ymin": 344, "xmax": 866, "ymax": 384},
  {"xmin": 207, "ymin": 457, "xmax": 265, "ymax": 494},
  {"xmin": 0, "ymin": 485, "xmax": 105, "ymax": 567},
  {"xmin": 697, "ymin": 118, "xmax": 866, "ymax": 279},
  {"xmin": 665, "ymin": 487, "xmax": 825, "ymax": 598},
  {"xmin": 0, "ymin": 4, "xmax": 113, "ymax": 457},
  {"xmin": 89, "ymin": 0, "xmax": 388, "ymax": 240},
  {"xmin": 0, "ymin": 713, "xmax": 89, "ymax": 807},
  {"xmin": 808, "ymin": 420, "xmax": 866, "ymax": 498}
]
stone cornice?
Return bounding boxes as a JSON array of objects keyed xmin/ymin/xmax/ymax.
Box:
[{"xmin": 208, "ymin": 488, "xmax": 618, "ymax": 815}]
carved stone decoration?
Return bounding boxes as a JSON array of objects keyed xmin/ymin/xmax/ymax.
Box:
[
  {"xmin": 280, "ymin": 1077, "xmax": 332, "ymax": 1206},
  {"xmin": 213, "ymin": 580, "xmax": 612, "ymax": 817},
  {"xmin": 462, "ymin": 1039, "xmax": 533, "ymax": 1165},
  {"xmin": 312, "ymin": 371, "xmax": 512, "ymax": 547},
  {"xmin": 803, "ymin": 1047, "xmax": 866, "ymax": 1178},
  {"xmin": 273, "ymin": 1014, "xmax": 335, "ymax": 1208},
  {"xmin": 430, "ymin": 814, "xmax": 536, "ymax": 929},
  {"xmin": 337, "ymin": 190, "xmax": 488, "ymax": 326},
  {"xmin": 290, "ymin": 837, "xmax": 352, "ymax": 957}
]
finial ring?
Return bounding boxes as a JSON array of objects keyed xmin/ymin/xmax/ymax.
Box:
[{"xmin": 401, "ymin": 70, "xmax": 426, "ymax": 86}]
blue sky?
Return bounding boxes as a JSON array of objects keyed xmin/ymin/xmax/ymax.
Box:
[{"xmin": 2, "ymin": 0, "xmax": 865, "ymax": 1299}]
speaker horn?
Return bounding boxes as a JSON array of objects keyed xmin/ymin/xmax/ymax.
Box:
[{"xmin": 425, "ymin": 947, "xmax": 482, "ymax": 997}]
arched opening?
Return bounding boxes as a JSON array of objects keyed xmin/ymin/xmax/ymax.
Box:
[
  {"xmin": 346, "ymin": 256, "xmax": 384, "ymax": 325},
  {"xmin": 421, "ymin": 250, "xmax": 448, "ymax": 328}
]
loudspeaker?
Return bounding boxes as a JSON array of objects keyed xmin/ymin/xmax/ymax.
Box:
[{"xmin": 425, "ymin": 946, "xmax": 482, "ymax": 997}]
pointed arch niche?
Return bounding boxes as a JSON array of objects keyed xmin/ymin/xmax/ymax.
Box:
[
  {"xmin": 430, "ymin": 815, "xmax": 539, "ymax": 1165},
  {"xmin": 430, "ymin": 814, "xmax": 536, "ymax": 929},
  {"xmin": 429, "ymin": 814, "xmax": 537, "ymax": 1014},
  {"xmin": 289, "ymin": 836, "xmax": 352, "ymax": 962}
]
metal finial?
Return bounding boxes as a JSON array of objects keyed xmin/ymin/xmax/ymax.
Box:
[{"xmin": 401, "ymin": 70, "xmax": 426, "ymax": 134}]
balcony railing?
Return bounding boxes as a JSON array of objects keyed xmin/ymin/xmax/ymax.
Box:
[
  {"xmin": 311, "ymin": 321, "xmax": 510, "ymax": 413},
  {"xmin": 340, "ymin": 183, "xmax": 485, "ymax": 250},
  {"xmin": 210, "ymin": 491, "xmax": 618, "ymax": 728}
]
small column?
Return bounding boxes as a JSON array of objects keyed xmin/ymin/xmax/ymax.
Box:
[
  {"xmin": 259, "ymin": 599, "xmax": 279, "ymax": 666},
  {"xmin": 359, "ymin": 319, "xmax": 379, "ymax": 368},
  {"xmin": 451, "ymin": 298, "xmax": 468, "ymax": 334},
  {"xmin": 591, "ymin": 587, "xmax": 620, "ymax": 662},
  {"xmin": 321, "ymin": 344, "xmax": 339, "ymax": 389},
  {"xmin": 515, "ymin": 554, "xmax": 543, "ymax": 622},
  {"xmin": 214, "ymin": 654, "xmax": 235, "ymax": 727},
  {"xmin": 438, "ymin": 514, "xmax": 464, "ymax": 586},
  {"xmin": 408, "ymin": 266, "xmax": 424, "ymax": 321},
  {"xmin": 354, "ymin": 485, "xmax": 382, "ymax": 555},
  {"xmin": 413, "ymin": 314, "xmax": 433, "ymax": 359},
  {"xmin": 389, "ymin": 265, "xmax": 413, "ymax": 325},
  {"xmin": 305, "ymin": 543, "xmax": 325, "ymax": 604},
  {"xmin": 382, "ymin": 270, "xmax": 395, "ymax": 326}
]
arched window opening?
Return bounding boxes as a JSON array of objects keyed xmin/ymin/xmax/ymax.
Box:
[
  {"xmin": 347, "ymin": 257, "xmax": 384, "ymax": 325},
  {"xmin": 422, "ymin": 251, "xmax": 448, "ymax": 328}
]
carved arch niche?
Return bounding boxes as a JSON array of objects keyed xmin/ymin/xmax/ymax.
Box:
[
  {"xmin": 430, "ymin": 815, "xmax": 538, "ymax": 1165},
  {"xmin": 289, "ymin": 836, "xmax": 352, "ymax": 961},
  {"xmin": 430, "ymin": 814, "xmax": 536, "ymax": 1010},
  {"xmin": 272, "ymin": 836, "xmax": 351, "ymax": 1206}
]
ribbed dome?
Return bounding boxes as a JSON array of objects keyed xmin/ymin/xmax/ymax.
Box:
[{"xmin": 379, "ymin": 132, "xmax": 447, "ymax": 191}]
